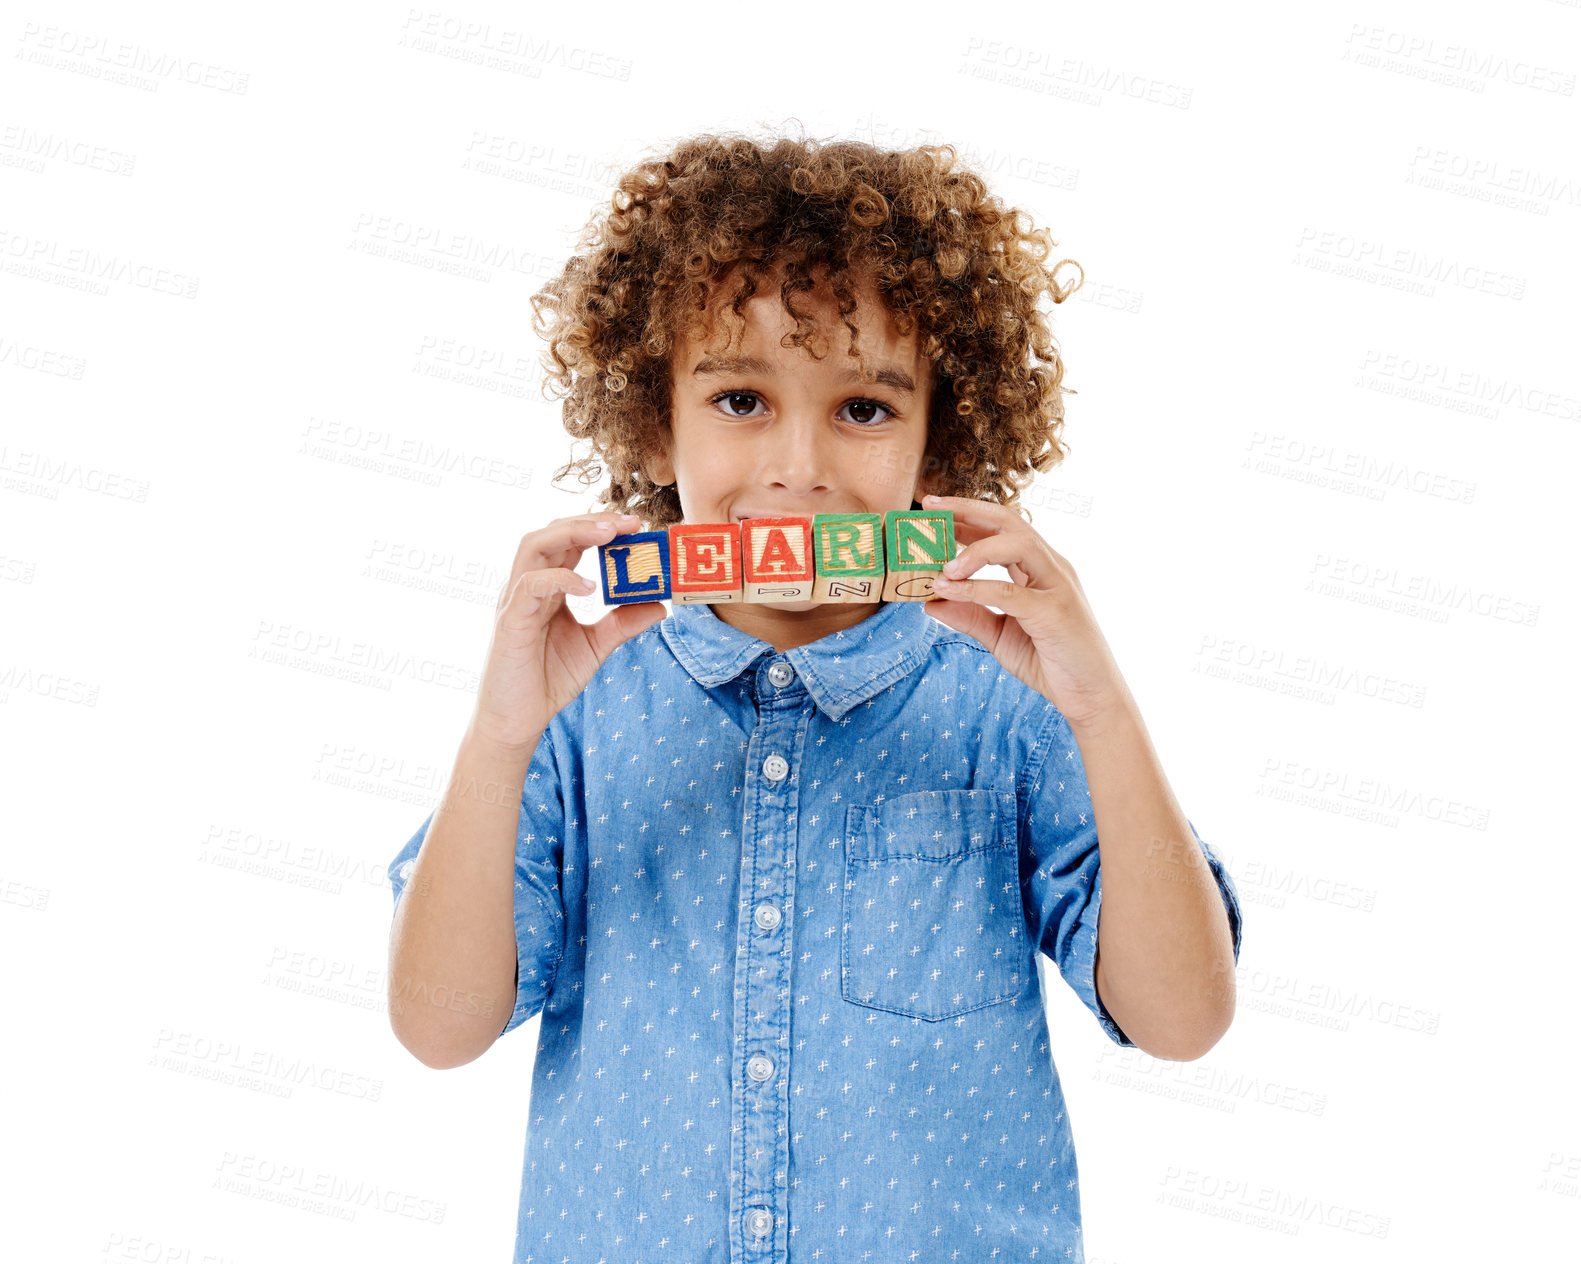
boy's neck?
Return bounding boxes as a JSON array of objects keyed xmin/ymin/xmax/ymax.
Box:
[{"xmin": 705, "ymin": 599, "xmax": 891, "ymax": 654}]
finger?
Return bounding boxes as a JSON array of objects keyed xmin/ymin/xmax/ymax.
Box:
[
  {"xmin": 941, "ymin": 531, "xmax": 1061, "ymax": 589},
  {"xmin": 584, "ymin": 599, "xmax": 668, "ymax": 664},
  {"xmin": 931, "ymin": 572, "xmax": 1049, "ymax": 622},
  {"xmin": 509, "ymin": 513, "xmax": 644, "ymax": 589},
  {"xmin": 920, "ymin": 493, "xmax": 1022, "ymax": 544},
  {"xmin": 501, "ymin": 568, "xmax": 594, "ymax": 623},
  {"xmin": 922, "ymin": 594, "xmax": 1006, "ymax": 651}
]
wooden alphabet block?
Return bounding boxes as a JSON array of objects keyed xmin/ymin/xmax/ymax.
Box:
[
  {"xmin": 811, "ymin": 512, "xmax": 883, "ymax": 603},
  {"xmin": 741, "ymin": 517, "xmax": 814, "ymax": 603},
  {"xmin": 598, "ymin": 511, "xmax": 956, "ymax": 606},
  {"xmin": 667, "ymin": 522, "xmax": 743, "ymax": 605},
  {"xmin": 880, "ymin": 509, "xmax": 955, "ymax": 601},
  {"xmin": 598, "ymin": 530, "xmax": 671, "ymax": 604}
]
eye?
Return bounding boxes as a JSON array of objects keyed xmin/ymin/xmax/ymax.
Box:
[
  {"xmin": 705, "ymin": 389, "xmax": 898, "ymax": 426},
  {"xmin": 839, "ymin": 398, "xmax": 897, "ymax": 426},
  {"xmin": 707, "ymin": 389, "xmax": 766, "ymax": 419}
]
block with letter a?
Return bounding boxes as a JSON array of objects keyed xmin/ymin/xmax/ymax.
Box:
[
  {"xmin": 668, "ymin": 522, "xmax": 742, "ymax": 605},
  {"xmin": 741, "ymin": 517, "xmax": 814, "ymax": 603}
]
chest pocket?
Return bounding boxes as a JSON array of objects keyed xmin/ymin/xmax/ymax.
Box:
[{"xmin": 841, "ymin": 787, "xmax": 1028, "ymax": 1022}]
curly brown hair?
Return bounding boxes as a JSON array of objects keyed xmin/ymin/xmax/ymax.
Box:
[{"xmin": 532, "ymin": 127, "xmax": 1083, "ymax": 530}]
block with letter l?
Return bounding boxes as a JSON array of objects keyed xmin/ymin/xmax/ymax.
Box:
[{"xmin": 598, "ymin": 529, "xmax": 670, "ymax": 603}]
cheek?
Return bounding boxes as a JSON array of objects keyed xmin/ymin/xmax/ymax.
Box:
[{"xmin": 859, "ymin": 438, "xmax": 929, "ymax": 498}]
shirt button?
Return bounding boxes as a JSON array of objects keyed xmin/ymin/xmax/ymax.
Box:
[
  {"xmin": 767, "ymin": 660, "xmax": 795, "ymax": 687},
  {"xmin": 747, "ymin": 1208, "xmax": 774, "ymax": 1237},
  {"xmin": 762, "ymin": 754, "xmax": 788, "ymax": 782},
  {"xmin": 754, "ymin": 902, "xmax": 782, "ymax": 931},
  {"xmin": 747, "ymin": 1054, "xmax": 774, "ymax": 1082},
  {"xmin": 398, "ymin": 860, "xmax": 415, "ymax": 881}
]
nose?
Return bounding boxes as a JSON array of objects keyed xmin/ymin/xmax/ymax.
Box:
[{"xmin": 763, "ymin": 410, "xmax": 836, "ymax": 497}]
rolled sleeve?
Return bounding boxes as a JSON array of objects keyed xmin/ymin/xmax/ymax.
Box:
[
  {"xmin": 1019, "ymin": 704, "xmax": 1133, "ymax": 1046},
  {"xmin": 387, "ymin": 725, "xmax": 568, "ymax": 1038},
  {"xmin": 1189, "ymin": 819, "xmax": 1243, "ymax": 964},
  {"xmin": 1018, "ymin": 703, "xmax": 1245, "ymax": 1048}
]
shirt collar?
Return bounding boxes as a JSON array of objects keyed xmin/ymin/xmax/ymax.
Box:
[{"xmin": 660, "ymin": 599, "xmax": 943, "ymax": 721}]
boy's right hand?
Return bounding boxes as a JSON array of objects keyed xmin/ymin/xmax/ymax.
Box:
[{"xmin": 470, "ymin": 512, "xmax": 666, "ymax": 750}]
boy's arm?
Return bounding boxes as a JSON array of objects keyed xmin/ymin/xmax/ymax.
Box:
[
  {"xmin": 387, "ymin": 721, "xmax": 546, "ymax": 1069},
  {"xmin": 1073, "ymin": 696, "xmax": 1239, "ymax": 1061}
]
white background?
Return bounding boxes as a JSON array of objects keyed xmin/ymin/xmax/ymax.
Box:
[{"xmin": 3, "ymin": 1, "xmax": 1578, "ymax": 1260}]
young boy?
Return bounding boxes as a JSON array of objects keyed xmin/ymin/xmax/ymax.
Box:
[{"xmin": 386, "ymin": 133, "xmax": 1242, "ymax": 1264}]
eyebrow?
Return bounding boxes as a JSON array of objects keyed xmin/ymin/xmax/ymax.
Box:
[{"xmin": 691, "ymin": 355, "xmax": 917, "ymax": 396}]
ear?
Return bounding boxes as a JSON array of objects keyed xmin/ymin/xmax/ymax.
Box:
[
  {"xmin": 910, "ymin": 450, "xmax": 942, "ymax": 505},
  {"xmin": 643, "ymin": 431, "xmax": 676, "ymax": 488}
]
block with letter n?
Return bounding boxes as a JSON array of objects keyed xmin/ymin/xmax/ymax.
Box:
[
  {"xmin": 598, "ymin": 529, "xmax": 671, "ymax": 604},
  {"xmin": 667, "ymin": 521, "xmax": 742, "ymax": 605},
  {"xmin": 881, "ymin": 509, "xmax": 955, "ymax": 601},
  {"xmin": 742, "ymin": 517, "xmax": 813, "ymax": 603},
  {"xmin": 811, "ymin": 512, "xmax": 883, "ymax": 603}
]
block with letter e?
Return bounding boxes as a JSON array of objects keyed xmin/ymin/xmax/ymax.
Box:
[
  {"xmin": 811, "ymin": 512, "xmax": 883, "ymax": 603},
  {"xmin": 881, "ymin": 509, "xmax": 955, "ymax": 601},
  {"xmin": 741, "ymin": 517, "xmax": 813, "ymax": 603},
  {"xmin": 598, "ymin": 530, "xmax": 671, "ymax": 604},
  {"xmin": 667, "ymin": 522, "xmax": 743, "ymax": 604}
]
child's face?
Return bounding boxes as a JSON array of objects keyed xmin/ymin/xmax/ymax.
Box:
[{"xmin": 650, "ymin": 263, "xmax": 937, "ymax": 646}]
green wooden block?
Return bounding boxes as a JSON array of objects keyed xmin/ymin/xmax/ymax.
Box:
[
  {"xmin": 883, "ymin": 509, "xmax": 955, "ymax": 571},
  {"xmin": 812, "ymin": 513, "xmax": 884, "ymax": 577}
]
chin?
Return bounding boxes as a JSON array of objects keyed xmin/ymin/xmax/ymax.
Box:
[{"xmin": 753, "ymin": 599, "xmax": 824, "ymax": 613}]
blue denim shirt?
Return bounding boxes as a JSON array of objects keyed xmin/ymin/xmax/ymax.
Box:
[{"xmin": 388, "ymin": 597, "xmax": 1243, "ymax": 1263}]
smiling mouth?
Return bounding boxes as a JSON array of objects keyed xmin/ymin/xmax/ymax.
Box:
[{"xmin": 732, "ymin": 510, "xmax": 829, "ymax": 523}]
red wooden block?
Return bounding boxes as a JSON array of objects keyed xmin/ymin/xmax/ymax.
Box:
[
  {"xmin": 741, "ymin": 516, "xmax": 814, "ymax": 603},
  {"xmin": 667, "ymin": 522, "xmax": 743, "ymax": 604}
]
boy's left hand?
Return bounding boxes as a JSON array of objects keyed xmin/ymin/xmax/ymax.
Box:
[{"xmin": 920, "ymin": 493, "xmax": 1133, "ymax": 734}]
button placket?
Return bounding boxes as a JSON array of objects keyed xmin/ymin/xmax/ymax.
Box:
[{"xmin": 732, "ymin": 675, "xmax": 803, "ymax": 1258}]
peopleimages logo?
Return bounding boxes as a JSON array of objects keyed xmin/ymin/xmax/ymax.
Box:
[
  {"xmin": 1294, "ymin": 228, "xmax": 1526, "ymax": 300},
  {"xmin": 1342, "ymin": 23, "xmax": 1576, "ymax": 96},
  {"xmin": 1358, "ymin": 349, "xmax": 1580, "ymax": 423},
  {"xmin": 1158, "ymin": 1166, "xmax": 1391, "ymax": 1239}
]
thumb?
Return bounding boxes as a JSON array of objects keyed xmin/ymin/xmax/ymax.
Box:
[
  {"xmin": 923, "ymin": 596, "xmax": 998, "ymax": 652},
  {"xmin": 922, "ymin": 597, "xmax": 963, "ymax": 629},
  {"xmin": 586, "ymin": 599, "xmax": 668, "ymax": 663}
]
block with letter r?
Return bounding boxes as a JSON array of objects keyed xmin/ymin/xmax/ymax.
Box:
[
  {"xmin": 812, "ymin": 512, "xmax": 883, "ymax": 604},
  {"xmin": 598, "ymin": 530, "xmax": 671, "ymax": 604}
]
